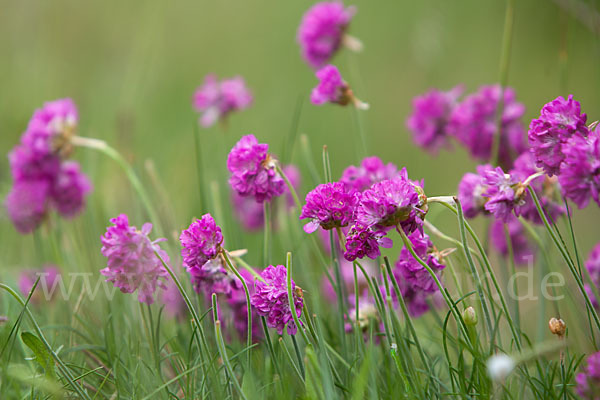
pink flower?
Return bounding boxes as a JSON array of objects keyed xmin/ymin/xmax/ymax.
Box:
[
  {"xmin": 193, "ymin": 75, "xmax": 253, "ymax": 127},
  {"xmin": 297, "ymin": 1, "xmax": 356, "ymax": 69},
  {"xmin": 100, "ymin": 214, "xmax": 169, "ymax": 304}
]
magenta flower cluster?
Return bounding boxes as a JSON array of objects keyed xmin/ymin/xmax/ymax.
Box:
[
  {"xmin": 408, "ymin": 85, "xmax": 526, "ymax": 167},
  {"xmin": 355, "ymin": 175, "xmax": 425, "ymax": 233},
  {"xmin": 558, "ymin": 125, "xmax": 600, "ymax": 209},
  {"xmin": 299, "ymin": 157, "xmax": 426, "ymax": 263},
  {"xmin": 395, "ymin": 231, "xmax": 445, "ymax": 293},
  {"xmin": 311, "ymin": 65, "xmax": 347, "ymax": 105},
  {"xmin": 227, "ymin": 134, "xmax": 285, "ymax": 203},
  {"xmin": 528, "ymin": 95, "xmax": 589, "ymax": 176},
  {"xmin": 300, "ymin": 182, "xmax": 359, "ymax": 233},
  {"xmin": 344, "ymin": 224, "xmax": 393, "ymax": 261},
  {"xmin": 576, "ymin": 351, "xmax": 600, "ymax": 399},
  {"xmin": 180, "ymin": 214, "xmax": 228, "ymax": 295},
  {"xmin": 193, "ymin": 75, "xmax": 253, "ymax": 128},
  {"xmin": 6, "ymin": 99, "xmax": 91, "ymax": 233},
  {"xmin": 250, "ymin": 265, "xmax": 304, "ymax": 335},
  {"xmin": 297, "ymin": 1, "xmax": 356, "ymax": 69},
  {"xmin": 340, "ymin": 156, "xmax": 399, "ymax": 192},
  {"xmin": 406, "ymin": 86, "xmax": 463, "ymax": 154},
  {"xmin": 100, "ymin": 214, "xmax": 169, "ymax": 304}
]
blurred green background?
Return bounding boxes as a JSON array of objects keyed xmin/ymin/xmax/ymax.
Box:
[{"xmin": 1, "ymin": 0, "xmax": 599, "ymax": 270}]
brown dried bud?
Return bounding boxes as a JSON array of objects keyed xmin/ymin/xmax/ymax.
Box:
[{"xmin": 548, "ymin": 317, "xmax": 566, "ymax": 337}]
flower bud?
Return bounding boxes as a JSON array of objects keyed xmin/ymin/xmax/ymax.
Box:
[
  {"xmin": 548, "ymin": 317, "xmax": 566, "ymax": 337},
  {"xmin": 462, "ymin": 306, "xmax": 478, "ymax": 326}
]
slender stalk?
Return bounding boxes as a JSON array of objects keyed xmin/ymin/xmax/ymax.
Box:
[
  {"xmin": 437, "ymin": 199, "xmax": 523, "ymax": 351},
  {"xmin": 72, "ymin": 136, "xmax": 163, "ymax": 237},
  {"xmin": 263, "ymin": 201, "xmax": 271, "ymax": 267},
  {"xmin": 154, "ymin": 251, "xmax": 211, "ymax": 366},
  {"xmin": 286, "ymin": 252, "xmax": 311, "ymax": 345},
  {"xmin": 211, "ymin": 295, "xmax": 248, "ymax": 400},
  {"xmin": 453, "ymin": 198, "xmax": 494, "ymax": 339},
  {"xmin": 491, "ymin": 0, "xmax": 516, "ymax": 165},
  {"xmin": 0, "ymin": 284, "xmax": 92, "ymax": 400},
  {"xmin": 291, "ymin": 335, "xmax": 306, "ymax": 379},
  {"xmin": 503, "ymin": 224, "xmax": 521, "ymax": 331},
  {"xmin": 528, "ymin": 187, "xmax": 600, "ymax": 332},
  {"xmin": 397, "ymin": 229, "xmax": 469, "ymax": 339},
  {"xmin": 221, "ymin": 251, "xmax": 253, "ymax": 366}
]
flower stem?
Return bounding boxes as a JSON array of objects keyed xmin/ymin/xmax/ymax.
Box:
[
  {"xmin": 221, "ymin": 251, "xmax": 253, "ymax": 367},
  {"xmin": 286, "ymin": 252, "xmax": 311, "ymax": 345},
  {"xmin": 72, "ymin": 136, "xmax": 163, "ymax": 237},
  {"xmin": 211, "ymin": 294, "xmax": 248, "ymax": 400},
  {"xmin": 528, "ymin": 186, "xmax": 600, "ymax": 332},
  {"xmin": 491, "ymin": 0, "xmax": 516, "ymax": 166},
  {"xmin": 0, "ymin": 283, "xmax": 92, "ymax": 400}
]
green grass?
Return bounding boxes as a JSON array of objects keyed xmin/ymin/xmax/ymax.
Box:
[{"xmin": 1, "ymin": 0, "xmax": 600, "ymax": 398}]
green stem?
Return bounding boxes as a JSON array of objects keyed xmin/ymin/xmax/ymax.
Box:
[
  {"xmin": 437, "ymin": 199, "xmax": 523, "ymax": 351},
  {"xmin": 286, "ymin": 252, "xmax": 311, "ymax": 345},
  {"xmin": 491, "ymin": 0, "xmax": 516, "ymax": 166},
  {"xmin": 397, "ymin": 229, "xmax": 469, "ymax": 339},
  {"xmin": 153, "ymin": 251, "xmax": 211, "ymax": 368},
  {"xmin": 211, "ymin": 295, "xmax": 248, "ymax": 400},
  {"xmin": 0, "ymin": 284, "xmax": 92, "ymax": 400},
  {"xmin": 528, "ymin": 187, "xmax": 600, "ymax": 332},
  {"xmin": 291, "ymin": 335, "xmax": 306, "ymax": 380},
  {"xmin": 72, "ymin": 136, "xmax": 163, "ymax": 237},
  {"xmin": 263, "ymin": 201, "xmax": 271, "ymax": 267},
  {"xmin": 503, "ymin": 223, "xmax": 521, "ymax": 331},
  {"xmin": 221, "ymin": 251, "xmax": 253, "ymax": 367}
]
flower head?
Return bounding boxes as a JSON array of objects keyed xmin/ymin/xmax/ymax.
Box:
[
  {"xmin": 529, "ymin": 95, "xmax": 589, "ymax": 176},
  {"xmin": 6, "ymin": 98, "xmax": 91, "ymax": 234},
  {"xmin": 189, "ymin": 258, "xmax": 234, "ymax": 296},
  {"xmin": 355, "ymin": 172, "xmax": 426, "ymax": 233},
  {"xmin": 510, "ymin": 151, "xmax": 564, "ymax": 223},
  {"xmin": 343, "ymin": 224, "xmax": 393, "ymax": 261},
  {"xmin": 457, "ymin": 164, "xmax": 494, "ymax": 218},
  {"xmin": 300, "ymin": 182, "xmax": 358, "ymax": 233},
  {"xmin": 5, "ymin": 180, "xmax": 50, "ymax": 234},
  {"xmin": 310, "ymin": 65, "xmax": 366, "ymax": 108},
  {"xmin": 558, "ymin": 125, "xmax": 600, "ymax": 209},
  {"xmin": 297, "ymin": 1, "xmax": 356, "ymax": 69},
  {"xmin": 251, "ymin": 265, "xmax": 303, "ymax": 335},
  {"xmin": 227, "ymin": 134, "xmax": 285, "ymax": 203},
  {"xmin": 100, "ymin": 214, "xmax": 169, "ymax": 304},
  {"xmin": 448, "ymin": 85, "xmax": 526, "ymax": 167},
  {"xmin": 395, "ymin": 231, "xmax": 445, "ymax": 293},
  {"xmin": 50, "ymin": 161, "xmax": 92, "ymax": 217},
  {"xmin": 489, "ymin": 215, "xmax": 535, "ymax": 266},
  {"xmin": 193, "ymin": 75, "xmax": 252, "ymax": 127},
  {"xmin": 482, "ymin": 166, "xmax": 525, "ymax": 221},
  {"xmin": 406, "ymin": 86, "xmax": 462, "ymax": 154},
  {"xmin": 340, "ymin": 156, "xmax": 399, "ymax": 192},
  {"xmin": 180, "ymin": 214, "xmax": 224, "ymax": 272},
  {"xmin": 576, "ymin": 351, "xmax": 600, "ymax": 399}
]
